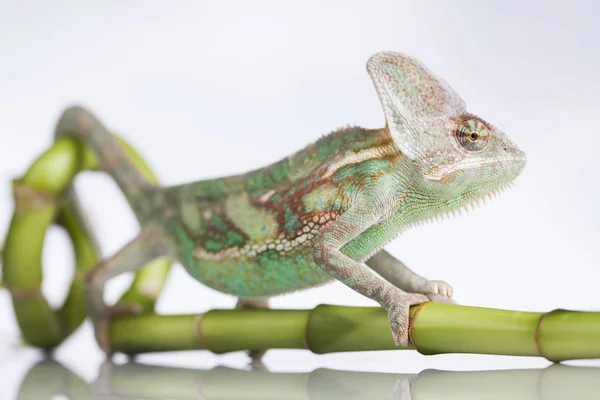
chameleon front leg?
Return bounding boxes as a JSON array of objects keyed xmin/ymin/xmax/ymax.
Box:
[
  {"xmin": 312, "ymin": 199, "xmax": 429, "ymax": 347},
  {"xmin": 236, "ymin": 297, "xmax": 270, "ymax": 363},
  {"xmin": 366, "ymin": 249, "xmax": 454, "ymax": 304},
  {"xmin": 85, "ymin": 229, "xmax": 166, "ymax": 353}
]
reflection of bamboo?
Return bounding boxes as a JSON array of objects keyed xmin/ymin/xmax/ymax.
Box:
[
  {"xmin": 16, "ymin": 360, "xmax": 90, "ymax": 400},
  {"xmin": 410, "ymin": 366, "xmax": 600, "ymax": 400},
  {"xmin": 108, "ymin": 365, "xmax": 411, "ymax": 400},
  {"xmin": 15, "ymin": 360, "xmax": 600, "ymax": 400}
]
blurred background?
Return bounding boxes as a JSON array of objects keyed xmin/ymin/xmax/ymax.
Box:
[{"xmin": 1, "ymin": 0, "xmax": 599, "ymax": 398}]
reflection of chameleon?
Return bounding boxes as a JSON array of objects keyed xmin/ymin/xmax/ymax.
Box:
[{"xmin": 56, "ymin": 51, "xmax": 526, "ymax": 358}]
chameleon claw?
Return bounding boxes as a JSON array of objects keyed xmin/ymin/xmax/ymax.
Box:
[
  {"xmin": 413, "ymin": 279, "xmax": 454, "ymax": 304},
  {"xmin": 385, "ymin": 292, "xmax": 429, "ymax": 347}
]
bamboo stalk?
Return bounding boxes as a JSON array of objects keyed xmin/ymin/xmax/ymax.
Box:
[
  {"xmin": 108, "ymin": 303, "xmax": 600, "ymax": 362},
  {"xmin": 1, "ymin": 135, "xmax": 172, "ymax": 349},
  {"xmin": 15, "ymin": 359, "xmax": 600, "ymax": 400}
]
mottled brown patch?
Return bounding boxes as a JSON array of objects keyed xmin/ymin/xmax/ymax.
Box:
[
  {"xmin": 408, "ymin": 302, "xmax": 429, "ymax": 351},
  {"xmin": 193, "ymin": 313, "xmax": 207, "ymax": 349},
  {"xmin": 7, "ymin": 286, "xmax": 43, "ymax": 301},
  {"xmin": 12, "ymin": 180, "xmax": 57, "ymax": 214},
  {"xmin": 534, "ymin": 310, "xmax": 554, "ymax": 363},
  {"xmin": 303, "ymin": 307, "xmax": 316, "ymax": 351},
  {"xmin": 72, "ymin": 269, "xmax": 86, "ymax": 284},
  {"xmin": 69, "ymin": 106, "xmax": 98, "ymax": 135},
  {"xmin": 84, "ymin": 262, "xmax": 108, "ymax": 285}
]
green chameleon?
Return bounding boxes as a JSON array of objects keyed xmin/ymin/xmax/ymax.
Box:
[{"xmin": 54, "ymin": 51, "xmax": 526, "ymax": 357}]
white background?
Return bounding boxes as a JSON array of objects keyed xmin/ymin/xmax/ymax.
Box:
[{"xmin": 1, "ymin": 0, "xmax": 599, "ymax": 398}]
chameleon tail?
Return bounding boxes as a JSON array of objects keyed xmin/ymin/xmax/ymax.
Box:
[{"xmin": 53, "ymin": 106, "xmax": 156, "ymax": 218}]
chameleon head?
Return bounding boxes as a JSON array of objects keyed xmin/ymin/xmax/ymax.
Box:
[{"xmin": 367, "ymin": 51, "xmax": 526, "ymax": 208}]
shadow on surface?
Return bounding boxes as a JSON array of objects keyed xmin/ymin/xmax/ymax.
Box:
[{"xmin": 15, "ymin": 358, "xmax": 600, "ymax": 399}]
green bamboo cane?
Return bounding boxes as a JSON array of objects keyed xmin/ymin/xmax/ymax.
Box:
[
  {"xmin": 14, "ymin": 360, "xmax": 600, "ymax": 400},
  {"xmin": 107, "ymin": 303, "xmax": 600, "ymax": 362},
  {"xmin": 1, "ymin": 136, "xmax": 172, "ymax": 349}
]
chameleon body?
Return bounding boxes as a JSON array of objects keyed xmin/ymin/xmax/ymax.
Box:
[
  {"xmin": 156, "ymin": 126, "xmax": 393, "ymax": 297},
  {"xmin": 54, "ymin": 52, "xmax": 526, "ymax": 354}
]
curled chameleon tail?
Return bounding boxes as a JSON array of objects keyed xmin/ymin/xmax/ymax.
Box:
[
  {"xmin": 53, "ymin": 106, "xmax": 157, "ymax": 218},
  {"xmin": 0, "ymin": 106, "xmax": 172, "ymax": 349}
]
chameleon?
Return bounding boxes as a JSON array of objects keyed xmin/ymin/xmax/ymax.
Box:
[{"xmin": 53, "ymin": 51, "xmax": 526, "ymax": 357}]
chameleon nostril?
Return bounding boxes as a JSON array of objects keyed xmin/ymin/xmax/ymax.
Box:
[{"xmin": 503, "ymin": 147, "xmax": 508, "ymax": 152}]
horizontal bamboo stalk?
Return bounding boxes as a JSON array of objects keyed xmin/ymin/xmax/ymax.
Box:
[{"xmin": 109, "ymin": 303, "xmax": 600, "ymax": 362}]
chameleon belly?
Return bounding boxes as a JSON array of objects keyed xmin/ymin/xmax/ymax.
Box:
[
  {"xmin": 166, "ymin": 192, "xmax": 344, "ymax": 297},
  {"xmin": 189, "ymin": 247, "xmax": 332, "ymax": 297}
]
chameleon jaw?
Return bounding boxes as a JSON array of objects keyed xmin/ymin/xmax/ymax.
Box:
[{"xmin": 358, "ymin": 179, "xmax": 518, "ymax": 264}]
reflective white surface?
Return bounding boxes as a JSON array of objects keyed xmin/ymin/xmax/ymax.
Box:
[
  {"xmin": 1, "ymin": 1, "xmax": 599, "ymax": 398},
  {"xmin": 4, "ymin": 349, "xmax": 600, "ymax": 399}
]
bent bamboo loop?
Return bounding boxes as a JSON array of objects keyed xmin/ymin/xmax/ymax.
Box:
[{"xmin": 1, "ymin": 134, "xmax": 170, "ymax": 349}]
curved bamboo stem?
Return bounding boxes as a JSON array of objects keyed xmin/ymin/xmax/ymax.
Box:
[{"xmin": 1, "ymin": 134, "xmax": 172, "ymax": 349}]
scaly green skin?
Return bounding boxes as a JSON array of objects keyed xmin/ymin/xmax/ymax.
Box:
[
  {"xmin": 151, "ymin": 127, "xmax": 395, "ymax": 297},
  {"xmin": 54, "ymin": 51, "xmax": 526, "ymax": 354}
]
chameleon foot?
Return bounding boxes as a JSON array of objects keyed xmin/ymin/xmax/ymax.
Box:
[
  {"xmin": 384, "ymin": 292, "xmax": 429, "ymax": 347},
  {"xmin": 92, "ymin": 303, "xmax": 141, "ymax": 355},
  {"xmin": 414, "ymin": 280, "xmax": 455, "ymax": 304}
]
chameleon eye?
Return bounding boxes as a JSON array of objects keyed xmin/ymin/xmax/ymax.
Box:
[{"xmin": 455, "ymin": 117, "xmax": 490, "ymax": 151}]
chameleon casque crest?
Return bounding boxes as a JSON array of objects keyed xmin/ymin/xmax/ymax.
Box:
[{"xmin": 55, "ymin": 52, "xmax": 526, "ymax": 356}]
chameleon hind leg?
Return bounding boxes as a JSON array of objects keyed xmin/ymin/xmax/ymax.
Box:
[
  {"xmin": 85, "ymin": 229, "xmax": 167, "ymax": 354},
  {"xmin": 235, "ymin": 297, "xmax": 269, "ymax": 363}
]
